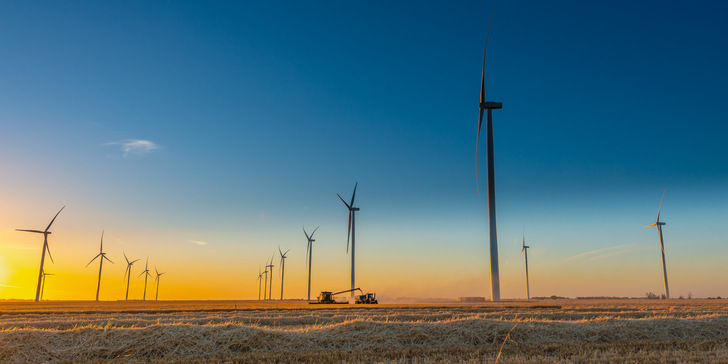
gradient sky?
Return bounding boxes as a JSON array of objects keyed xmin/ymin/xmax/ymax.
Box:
[{"xmin": 1, "ymin": 1, "xmax": 726, "ymax": 301}]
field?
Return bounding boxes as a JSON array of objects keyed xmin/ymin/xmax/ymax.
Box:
[{"xmin": 1, "ymin": 299, "xmax": 727, "ymax": 363}]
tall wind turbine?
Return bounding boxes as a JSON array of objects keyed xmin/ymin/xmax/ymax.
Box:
[
  {"xmin": 521, "ymin": 228, "xmax": 530, "ymax": 300},
  {"xmin": 85, "ymin": 231, "xmax": 114, "ymax": 301},
  {"xmin": 16, "ymin": 206, "xmax": 65, "ymax": 302},
  {"xmin": 123, "ymin": 253, "xmax": 140, "ymax": 301},
  {"xmin": 303, "ymin": 226, "xmax": 319, "ymax": 301},
  {"xmin": 154, "ymin": 267, "xmax": 165, "ymax": 301},
  {"xmin": 475, "ymin": 12, "xmax": 503, "ymax": 302},
  {"xmin": 256, "ymin": 267, "xmax": 263, "ymax": 300},
  {"xmin": 40, "ymin": 270, "xmax": 53, "ymax": 301},
  {"xmin": 644, "ymin": 189, "xmax": 670, "ymax": 299},
  {"xmin": 138, "ymin": 257, "xmax": 152, "ymax": 301},
  {"xmin": 279, "ymin": 246, "xmax": 290, "ymax": 300},
  {"xmin": 337, "ymin": 183, "xmax": 360, "ymax": 298},
  {"xmin": 266, "ymin": 254, "xmax": 275, "ymax": 300}
]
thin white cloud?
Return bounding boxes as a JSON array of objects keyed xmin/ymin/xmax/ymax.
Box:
[
  {"xmin": 190, "ymin": 240, "xmax": 207, "ymax": 246},
  {"xmin": 107, "ymin": 139, "xmax": 160, "ymax": 157},
  {"xmin": 561, "ymin": 244, "xmax": 632, "ymax": 263}
]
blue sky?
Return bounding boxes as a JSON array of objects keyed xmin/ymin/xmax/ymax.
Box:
[{"xmin": 0, "ymin": 1, "xmax": 726, "ymax": 300}]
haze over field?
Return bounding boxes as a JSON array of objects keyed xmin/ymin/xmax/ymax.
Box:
[{"xmin": 0, "ymin": 1, "xmax": 726, "ymax": 301}]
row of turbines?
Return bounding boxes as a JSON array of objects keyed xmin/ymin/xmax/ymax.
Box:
[
  {"xmin": 15, "ymin": 13, "xmax": 675, "ymax": 303},
  {"xmin": 16, "ymin": 207, "xmax": 166, "ymax": 302},
  {"xmin": 480, "ymin": 12, "xmax": 673, "ymax": 301},
  {"xmin": 256, "ymin": 183, "xmax": 361, "ymax": 301}
]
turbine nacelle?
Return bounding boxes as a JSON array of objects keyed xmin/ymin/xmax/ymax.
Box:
[{"xmin": 479, "ymin": 101, "xmax": 503, "ymax": 110}]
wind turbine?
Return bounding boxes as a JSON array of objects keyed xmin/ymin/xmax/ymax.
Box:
[
  {"xmin": 256, "ymin": 267, "xmax": 263, "ymax": 300},
  {"xmin": 85, "ymin": 231, "xmax": 114, "ymax": 301},
  {"xmin": 266, "ymin": 254, "xmax": 275, "ymax": 300},
  {"xmin": 644, "ymin": 189, "xmax": 670, "ymax": 299},
  {"xmin": 123, "ymin": 253, "xmax": 140, "ymax": 301},
  {"xmin": 521, "ymin": 227, "xmax": 530, "ymax": 300},
  {"xmin": 279, "ymin": 246, "xmax": 290, "ymax": 300},
  {"xmin": 40, "ymin": 270, "xmax": 53, "ymax": 301},
  {"xmin": 138, "ymin": 257, "xmax": 152, "ymax": 301},
  {"xmin": 303, "ymin": 226, "xmax": 319, "ymax": 301},
  {"xmin": 16, "ymin": 206, "xmax": 65, "ymax": 302},
  {"xmin": 475, "ymin": 11, "xmax": 503, "ymax": 302},
  {"xmin": 154, "ymin": 267, "xmax": 165, "ymax": 301},
  {"xmin": 337, "ymin": 183, "xmax": 360, "ymax": 298},
  {"xmin": 262, "ymin": 263, "xmax": 269, "ymax": 300}
]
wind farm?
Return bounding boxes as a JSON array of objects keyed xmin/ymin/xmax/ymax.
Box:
[{"xmin": 1, "ymin": 1, "xmax": 727, "ymax": 363}]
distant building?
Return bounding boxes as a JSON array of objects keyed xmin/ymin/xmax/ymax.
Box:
[{"xmin": 456, "ymin": 297, "xmax": 486, "ymax": 302}]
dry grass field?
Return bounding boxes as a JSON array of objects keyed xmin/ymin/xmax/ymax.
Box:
[{"xmin": 1, "ymin": 299, "xmax": 727, "ymax": 363}]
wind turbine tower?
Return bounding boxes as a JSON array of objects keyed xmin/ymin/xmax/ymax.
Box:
[
  {"xmin": 644, "ymin": 189, "xmax": 670, "ymax": 299},
  {"xmin": 139, "ymin": 257, "xmax": 152, "ymax": 300},
  {"xmin": 154, "ymin": 267, "xmax": 165, "ymax": 301},
  {"xmin": 279, "ymin": 247, "xmax": 290, "ymax": 300},
  {"xmin": 475, "ymin": 13, "xmax": 503, "ymax": 302},
  {"xmin": 40, "ymin": 270, "xmax": 53, "ymax": 301},
  {"xmin": 123, "ymin": 253, "xmax": 140, "ymax": 301},
  {"xmin": 303, "ymin": 226, "xmax": 319, "ymax": 301},
  {"xmin": 85, "ymin": 231, "xmax": 114, "ymax": 301},
  {"xmin": 257, "ymin": 267, "xmax": 263, "ymax": 300},
  {"xmin": 262, "ymin": 263, "xmax": 269, "ymax": 300},
  {"xmin": 338, "ymin": 183, "xmax": 360, "ymax": 298},
  {"xmin": 16, "ymin": 206, "xmax": 65, "ymax": 302},
  {"xmin": 521, "ymin": 228, "xmax": 531, "ymax": 300},
  {"xmin": 267, "ymin": 254, "xmax": 275, "ymax": 300}
]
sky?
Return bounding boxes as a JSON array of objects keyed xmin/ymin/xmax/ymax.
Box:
[{"xmin": 0, "ymin": 1, "xmax": 726, "ymax": 301}]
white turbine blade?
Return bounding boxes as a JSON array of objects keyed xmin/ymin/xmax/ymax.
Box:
[
  {"xmin": 15, "ymin": 229, "xmax": 45, "ymax": 233},
  {"xmin": 657, "ymin": 189, "xmax": 666, "ymax": 222},
  {"xmin": 350, "ymin": 182, "xmax": 358, "ymax": 206},
  {"xmin": 303, "ymin": 226, "xmax": 310, "ymax": 240},
  {"xmin": 310, "ymin": 226, "xmax": 319, "ymax": 239},
  {"xmin": 305, "ymin": 242, "xmax": 310, "ymax": 269},
  {"xmin": 85, "ymin": 254, "xmax": 101, "ymax": 268},
  {"xmin": 475, "ymin": 108, "xmax": 485, "ymax": 194},
  {"xmin": 346, "ymin": 211, "xmax": 352, "ymax": 253},
  {"xmin": 46, "ymin": 243, "xmax": 55, "ymax": 264},
  {"xmin": 124, "ymin": 252, "xmax": 130, "ymax": 265},
  {"xmin": 100, "ymin": 230, "xmax": 104, "ymax": 253},
  {"xmin": 644, "ymin": 223, "xmax": 657, "ymax": 228},
  {"xmin": 103, "ymin": 255, "xmax": 114, "ymax": 264},
  {"xmin": 45, "ymin": 206, "xmax": 66, "ymax": 232},
  {"xmin": 337, "ymin": 193, "xmax": 351, "ymax": 209}
]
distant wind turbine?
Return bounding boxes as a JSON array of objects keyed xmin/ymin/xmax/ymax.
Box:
[
  {"xmin": 262, "ymin": 263, "xmax": 269, "ymax": 300},
  {"xmin": 303, "ymin": 226, "xmax": 319, "ymax": 301},
  {"xmin": 154, "ymin": 267, "xmax": 165, "ymax": 301},
  {"xmin": 123, "ymin": 253, "xmax": 140, "ymax": 301},
  {"xmin": 475, "ymin": 11, "xmax": 503, "ymax": 302},
  {"xmin": 279, "ymin": 246, "xmax": 290, "ymax": 300},
  {"xmin": 256, "ymin": 267, "xmax": 263, "ymax": 300},
  {"xmin": 85, "ymin": 231, "xmax": 114, "ymax": 301},
  {"xmin": 138, "ymin": 257, "xmax": 152, "ymax": 301},
  {"xmin": 16, "ymin": 206, "xmax": 65, "ymax": 302},
  {"xmin": 521, "ymin": 227, "xmax": 530, "ymax": 300},
  {"xmin": 40, "ymin": 270, "xmax": 53, "ymax": 301},
  {"xmin": 644, "ymin": 189, "xmax": 670, "ymax": 299},
  {"xmin": 337, "ymin": 183, "xmax": 360, "ymax": 298},
  {"xmin": 266, "ymin": 254, "xmax": 275, "ymax": 300}
]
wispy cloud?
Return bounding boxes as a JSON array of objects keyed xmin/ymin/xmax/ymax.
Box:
[
  {"xmin": 561, "ymin": 244, "xmax": 635, "ymax": 263},
  {"xmin": 107, "ymin": 139, "xmax": 160, "ymax": 157},
  {"xmin": 190, "ymin": 240, "xmax": 207, "ymax": 246}
]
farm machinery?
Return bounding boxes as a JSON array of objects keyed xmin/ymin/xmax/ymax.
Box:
[{"xmin": 310, "ymin": 288, "xmax": 378, "ymax": 304}]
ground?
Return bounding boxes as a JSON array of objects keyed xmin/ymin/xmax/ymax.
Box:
[{"xmin": 0, "ymin": 299, "xmax": 726, "ymax": 363}]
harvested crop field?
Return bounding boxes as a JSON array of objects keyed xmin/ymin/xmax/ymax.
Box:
[{"xmin": 1, "ymin": 299, "xmax": 727, "ymax": 363}]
